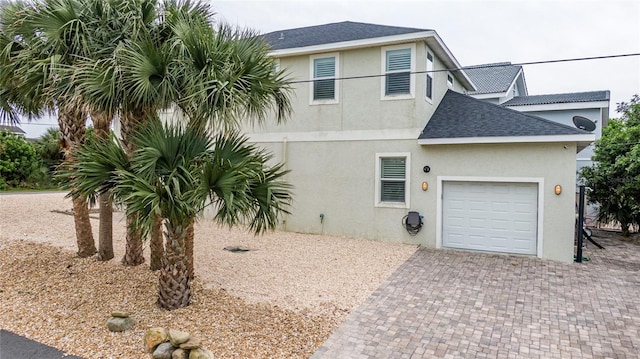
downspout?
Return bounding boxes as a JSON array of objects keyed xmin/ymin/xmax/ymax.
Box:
[{"xmin": 282, "ymin": 136, "xmax": 288, "ymax": 231}]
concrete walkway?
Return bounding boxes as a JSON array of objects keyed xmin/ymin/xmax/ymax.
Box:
[{"xmin": 313, "ymin": 233, "xmax": 640, "ymax": 358}]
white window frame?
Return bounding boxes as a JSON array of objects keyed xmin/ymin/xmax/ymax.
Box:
[
  {"xmin": 309, "ymin": 53, "xmax": 339, "ymax": 105},
  {"xmin": 447, "ymin": 72, "xmax": 454, "ymax": 89},
  {"xmin": 272, "ymin": 59, "xmax": 280, "ymax": 73},
  {"xmin": 380, "ymin": 44, "xmax": 416, "ymax": 100},
  {"xmin": 375, "ymin": 152, "xmax": 411, "ymax": 208},
  {"xmin": 425, "ymin": 50, "xmax": 434, "ymax": 103}
]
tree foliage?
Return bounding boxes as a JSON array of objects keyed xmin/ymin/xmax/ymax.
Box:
[
  {"xmin": 580, "ymin": 95, "xmax": 640, "ymax": 236},
  {"xmin": 0, "ymin": 130, "xmax": 40, "ymax": 188},
  {"xmin": 33, "ymin": 128, "xmax": 64, "ymax": 173}
]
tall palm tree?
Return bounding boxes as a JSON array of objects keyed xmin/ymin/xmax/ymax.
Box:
[
  {"xmin": 61, "ymin": 121, "xmax": 291, "ymax": 310},
  {"xmin": 4, "ymin": 0, "xmax": 292, "ymax": 269},
  {"xmin": 0, "ymin": 0, "xmax": 98, "ymax": 257},
  {"xmin": 1, "ymin": 0, "xmax": 165, "ymax": 262}
]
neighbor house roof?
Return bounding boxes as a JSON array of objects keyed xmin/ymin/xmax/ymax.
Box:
[
  {"xmin": 0, "ymin": 125, "xmax": 25, "ymax": 135},
  {"xmin": 263, "ymin": 21, "xmax": 430, "ymax": 50},
  {"xmin": 464, "ymin": 62, "xmax": 523, "ymax": 95},
  {"xmin": 418, "ymin": 90, "xmax": 593, "ymax": 145},
  {"xmin": 501, "ymin": 91, "xmax": 610, "ymax": 106}
]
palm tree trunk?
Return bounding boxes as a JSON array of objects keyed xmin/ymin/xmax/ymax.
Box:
[
  {"xmin": 120, "ymin": 111, "xmax": 146, "ymax": 266},
  {"xmin": 59, "ymin": 102, "xmax": 95, "ymax": 258},
  {"xmin": 97, "ymin": 192, "xmax": 114, "ymax": 260},
  {"xmin": 150, "ymin": 215, "xmax": 163, "ymax": 271},
  {"xmin": 186, "ymin": 219, "xmax": 194, "ymax": 278},
  {"xmin": 122, "ymin": 213, "xmax": 145, "ymax": 266},
  {"xmin": 94, "ymin": 114, "xmax": 114, "ymax": 261},
  {"xmin": 72, "ymin": 196, "xmax": 96, "ymax": 257},
  {"xmin": 157, "ymin": 221, "xmax": 191, "ymax": 310}
]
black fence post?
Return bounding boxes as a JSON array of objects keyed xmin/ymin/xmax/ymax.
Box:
[{"xmin": 576, "ymin": 185, "xmax": 585, "ymax": 263}]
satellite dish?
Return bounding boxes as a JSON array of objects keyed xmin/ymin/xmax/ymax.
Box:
[{"xmin": 572, "ymin": 116, "xmax": 596, "ymax": 132}]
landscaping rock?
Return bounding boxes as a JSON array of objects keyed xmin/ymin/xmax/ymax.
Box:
[
  {"xmin": 153, "ymin": 342, "xmax": 175, "ymax": 359},
  {"xmin": 172, "ymin": 348, "xmax": 189, "ymax": 359},
  {"xmin": 144, "ymin": 327, "xmax": 168, "ymax": 353},
  {"xmin": 106, "ymin": 316, "xmax": 134, "ymax": 332},
  {"xmin": 189, "ymin": 348, "xmax": 214, "ymax": 359},
  {"xmin": 168, "ymin": 329, "xmax": 190, "ymax": 346},
  {"xmin": 179, "ymin": 337, "xmax": 202, "ymax": 350},
  {"xmin": 110, "ymin": 311, "xmax": 130, "ymax": 318}
]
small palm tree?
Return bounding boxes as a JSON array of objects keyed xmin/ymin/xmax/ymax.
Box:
[{"xmin": 60, "ymin": 120, "xmax": 291, "ymax": 310}]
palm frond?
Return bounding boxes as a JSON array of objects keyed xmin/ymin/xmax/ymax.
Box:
[{"xmin": 56, "ymin": 132, "xmax": 130, "ymax": 199}]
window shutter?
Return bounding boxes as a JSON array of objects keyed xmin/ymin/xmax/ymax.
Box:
[
  {"xmin": 380, "ymin": 157, "xmax": 406, "ymax": 202},
  {"xmin": 386, "ymin": 49, "xmax": 411, "ymax": 72},
  {"xmin": 426, "ymin": 76, "xmax": 433, "ymax": 99},
  {"xmin": 313, "ymin": 57, "xmax": 335, "ymax": 100},
  {"xmin": 314, "ymin": 57, "xmax": 335, "ymax": 78},
  {"xmin": 385, "ymin": 49, "xmax": 411, "ymax": 95}
]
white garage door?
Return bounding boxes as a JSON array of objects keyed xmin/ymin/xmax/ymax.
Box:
[{"xmin": 442, "ymin": 181, "xmax": 538, "ymax": 255}]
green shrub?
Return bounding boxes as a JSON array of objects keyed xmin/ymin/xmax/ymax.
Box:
[
  {"xmin": 33, "ymin": 128, "xmax": 64, "ymax": 174},
  {"xmin": 0, "ymin": 130, "xmax": 41, "ymax": 187}
]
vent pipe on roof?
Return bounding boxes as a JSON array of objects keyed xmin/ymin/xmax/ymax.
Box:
[{"xmin": 278, "ymin": 32, "xmax": 285, "ymax": 40}]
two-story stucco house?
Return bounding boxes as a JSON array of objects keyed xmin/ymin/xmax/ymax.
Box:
[{"xmin": 242, "ymin": 21, "xmax": 600, "ymax": 262}]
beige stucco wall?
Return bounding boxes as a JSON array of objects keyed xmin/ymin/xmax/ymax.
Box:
[
  {"xmin": 252, "ymin": 139, "xmax": 578, "ymax": 263},
  {"xmin": 246, "ymin": 40, "xmax": 462, "ymax": 134},
  {"xmin": 423, "ymin": 142, "xmax": 578, "ymax": 262}
]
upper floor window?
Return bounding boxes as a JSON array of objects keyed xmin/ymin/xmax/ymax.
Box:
[
  {"xmin": 310, "ymin": 53, "xmax": 339, "ymax": 104},
  {"xmin": 426, "ymin": 51, "xmax": 434, "ymax": 101},
  {"xmin": 447, "ymin": 73, "xmax": 454, "ymax": 89},
  {"xmin": 381, "ymin": 44, "xmax": 415, "ymax": 99}
]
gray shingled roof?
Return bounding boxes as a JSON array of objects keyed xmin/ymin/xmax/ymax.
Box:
[
  {"xmin": 263, "ymin": 21, "xmax": 430, "ymax": 50},
  {"xmin": 501, "ymin": 91, "xmax": 610, "ymax": 106},
  {"xmin": 465, "ymin": 62, "xmax": 522, "ymax": 95},
  {"xmin": 419, "ymin": 90, "xmax": 587, "ymax": 140}
]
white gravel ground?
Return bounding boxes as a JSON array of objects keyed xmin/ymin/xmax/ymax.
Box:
[{"xmin": 0, "ymin": 192, "xmax": 417, "ymax": 314}]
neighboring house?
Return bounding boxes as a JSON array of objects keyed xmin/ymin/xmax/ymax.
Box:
[
  {"xmin": 0, "ymin": 125, "xmax": 26, "ymax": 137},
  {"xmin": 239, "ymin": 21, "xmax": 597, "ymax": 262}
]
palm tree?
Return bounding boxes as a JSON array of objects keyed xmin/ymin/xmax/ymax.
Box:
[
  {"xmin": 4, "ymin": 0, "xmax": 292, "ymax": 269},
  {"xmin": 70, "ymin": 0, "xmax": 291, "ymax": 271},
  {"xmin": 1, "ymin": 0, "xmax": 164, "ymax": 262},
  {"xmin": 0, "ymin": 0, "xmax": 98, "ymax": 257},
  {"xmin": 61, "ymin": 121, "xmax": 291, "ymax": 310}
]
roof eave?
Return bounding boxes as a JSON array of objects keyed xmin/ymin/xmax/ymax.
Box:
[
  {"xmin": 417, "ymin": 134, "xmax": 595, "ymax": 146},
  {"xmin": 468, "ymin": 91, "xmax": 509, "ymax": 99},
  {"xmin": 427, "ymin": 33, "xmax": 476, "ymax": 91},
  {"xmin": 269, "ymin": 30, "xmax": 437, "ymax": 57},
  {"xmin": 504, "ymin": 100, "xmax": 610, "ymax": 112}
]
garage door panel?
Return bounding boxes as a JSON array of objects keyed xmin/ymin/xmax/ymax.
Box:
[{"xmin": 443, "ymin": 181, "xmax": 538, "ymax": 255}]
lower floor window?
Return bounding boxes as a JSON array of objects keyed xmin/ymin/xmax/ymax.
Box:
[{"xmin": 376, "ymin": 153, "xmax": 410, "ymax": 207}]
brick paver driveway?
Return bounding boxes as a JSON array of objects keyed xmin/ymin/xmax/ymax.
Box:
[{"xmin": 313, "ymin": 232, "xmax": 640, "ymax": 358}]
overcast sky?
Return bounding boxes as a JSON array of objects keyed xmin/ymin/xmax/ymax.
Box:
[{"xmin": 20, "ymin": 0, "xmax": 640, "ymax": 138}]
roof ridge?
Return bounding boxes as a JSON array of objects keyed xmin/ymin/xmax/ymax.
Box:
[
  {"xmin": 262, "ymin": 21, "xmax": 429, "ymax": 36},
  {"xmin": 465, "ymin": 62, "xmax": 514, "ymax": 69}
]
